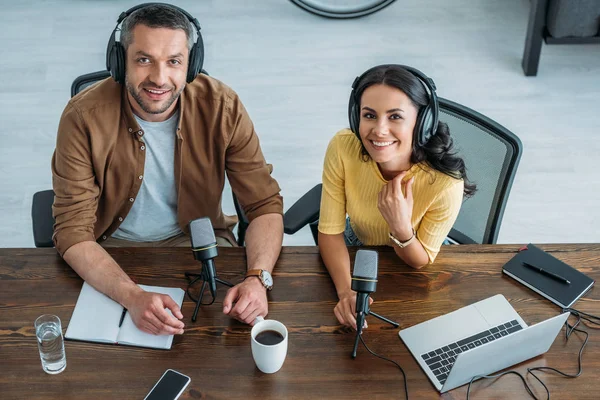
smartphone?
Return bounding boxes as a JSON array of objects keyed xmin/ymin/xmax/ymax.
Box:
[{"xmin": 144, "ymin": 369, "xmax": 191, "ymax": 400}]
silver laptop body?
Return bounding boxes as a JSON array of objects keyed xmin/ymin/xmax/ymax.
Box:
[{"xmin": 399, "ymin": 294, "xmax": 569, "ymax": 392}]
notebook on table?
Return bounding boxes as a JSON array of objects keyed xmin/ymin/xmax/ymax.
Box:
[
  {"xmin": 502, "ymin": 243, "xmax": 594, "ymax": 309},
  {"xmin": 65, "ymin": 282, "xmax": 185, "ymax": 350}
]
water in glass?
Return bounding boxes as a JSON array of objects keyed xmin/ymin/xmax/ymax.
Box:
[{"xmin": 36, "ymin": 319, "xmax": 66, "ymax": 374}]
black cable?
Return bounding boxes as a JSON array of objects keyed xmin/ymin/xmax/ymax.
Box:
[
  {"xmin": 466, "ymin": 370, "xmax": 547, "ymax": 400},
  {"xmin": 565, "ymin": 308, "xmax": 600, "ymax": 325},
  {"xmin": 185, "ymin": 273, "xmax": 216, "ymax": 306},
  {"xmin": 185, "ymin": 285, "xmax": 216, "ymax": 305},
  {"xmin": 358, "ymin": 334, "xmax": 409, "ymax": 399},
  {"xmin": 465, "ymin": 308, "xmax": 600, "ymax": 399},
  {"xmin": 528, "ymin": 326, "xmax": 588, "ymax": 380}
]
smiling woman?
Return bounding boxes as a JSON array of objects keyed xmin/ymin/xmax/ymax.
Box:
[{"xmin": 317, "ymin": 65, "xmax": 477, "ymax": 329}]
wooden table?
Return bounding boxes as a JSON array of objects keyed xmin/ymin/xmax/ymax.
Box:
[{"xmin": 1, "ymin": 245, "xmax": 599, "ymax": 399}]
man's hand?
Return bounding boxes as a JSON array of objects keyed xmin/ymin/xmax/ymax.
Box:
[
  {"xmin": 222, "ymin": 277, "xmax": 268, "ymax": 325},
  {"xmin": 334, "ymin": 290, "xmax": 373, "ymax": 331},
  {"xmin": 125, "ymin": 289, "xmax": 185, "ymax": 335}
]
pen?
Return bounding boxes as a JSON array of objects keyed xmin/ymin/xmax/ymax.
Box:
[
  {"xmin": 522, "ymin": 261, "xmax": 571, "ymax": 285},
  {"xmin": 118, "ymin": 307, "xmax": 127, "ymax": 327}
]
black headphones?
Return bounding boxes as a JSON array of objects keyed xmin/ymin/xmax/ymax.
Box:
[
  {"xmin": 106, "ymin": 3, "xmax": 204, "ymax": 85},
  {"xmin": 348, "ymin": 64, "xmax": 439, "ymax": 147}
]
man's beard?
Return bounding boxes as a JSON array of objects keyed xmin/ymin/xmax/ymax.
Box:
[{"xmin": 125, "ymin": 78, "xmax": 183, "ymax": 115}]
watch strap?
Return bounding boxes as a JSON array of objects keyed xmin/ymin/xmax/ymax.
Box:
[
  {"xmin": 389, "ymin": 229, "xmax": 416, "ymax": 248},
  {"xmin": 245, "ymin": 269, "xmax": 273, "ymax": 290},
  {"xmin": 245, "ymin": 269, "xmax": 262, "ymax": 278}
]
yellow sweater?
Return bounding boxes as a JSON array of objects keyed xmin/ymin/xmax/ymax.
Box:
[{"xmin": 318, "ymin": 129, "xmax": 464, "ymax": 263}]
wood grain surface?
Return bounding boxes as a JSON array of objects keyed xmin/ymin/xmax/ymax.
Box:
[{"xmin": 1, "ymin": 244, "xmax": 599, "ymax": 399}]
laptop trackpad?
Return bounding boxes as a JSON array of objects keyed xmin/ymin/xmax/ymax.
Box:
[
  {"xmin": 400, "ymin": 295, "xmax": 516, "ymax": 354},
  {"xmin": 473, "ymin": 294, "xmax": 524, "ymax": 328}
]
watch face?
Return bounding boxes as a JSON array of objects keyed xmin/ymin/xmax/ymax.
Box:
[{"xmin": 261, "ymin": 270, "xmax": 273, "ymax": 288}]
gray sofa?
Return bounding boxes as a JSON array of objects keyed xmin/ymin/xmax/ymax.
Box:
[{"xmin": 522, "ymin": 0, "xmax": 600, "ymax": 76}]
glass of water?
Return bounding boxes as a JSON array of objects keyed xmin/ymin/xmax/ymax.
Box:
[{"xmin": 34, "ymin": 314, "xmax": 66, "ymax": 374}]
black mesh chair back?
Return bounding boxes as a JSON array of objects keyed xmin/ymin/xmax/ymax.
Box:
[
  {"xmin": 439, "ymin": 98, "xmax": 522, "ymax": 244},
  {"xmin": 70, "ymin": 71, "xmax": 111, "ymax": 97},
  {"xmin": 283, "ymin": 98, "xmax": 522, "ymax": 245},
  {"xmin": 31, "ymin": 190, "xmax": 56, "ymax": 247}
]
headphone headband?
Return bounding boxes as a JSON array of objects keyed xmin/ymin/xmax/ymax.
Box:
[
  {"xmin": 348, "ymin": 64, "xmax": 440, "ymax": 147},
  {"xmin": 116, "ymin": 3, "xmax": 201, "ymax": 32},
  {"xmin": 106, "ymin": 2, "xmax": 204, "ymax": 84}
]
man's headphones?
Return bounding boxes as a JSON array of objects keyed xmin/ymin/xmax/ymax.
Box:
[
  {"xmin": 106, "ymin": 3, "xmax": 204, "ymax": 84},
  {"xmin": 348, "ymin": 64, "xmax": 439, "ymax": 147}
]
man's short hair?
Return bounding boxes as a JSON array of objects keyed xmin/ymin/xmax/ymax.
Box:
[{"xmin": 120, "ymin": 4, "xmax": 194, "ymax": 52}]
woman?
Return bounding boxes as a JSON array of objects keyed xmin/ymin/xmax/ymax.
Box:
[{"xmin": 318, "ymin": 65, "xmax": 476, "ymax": 329}]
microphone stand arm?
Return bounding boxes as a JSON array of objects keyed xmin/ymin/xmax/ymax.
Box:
[
  {"xmin": 368, "ymin": 310, "xmax": 400, "ymax": 328},
  {"xmin": 185, "ymin": 267, "xmax": 234, "ymax": 322},
  {"xmin": 351, "ymin": 295, "xmax": 399, "ymax": 359}
]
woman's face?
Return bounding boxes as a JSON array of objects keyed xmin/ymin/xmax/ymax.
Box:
[{"xmin": 358, "ymin": 84, "xmax": 418, "ymax": 172}]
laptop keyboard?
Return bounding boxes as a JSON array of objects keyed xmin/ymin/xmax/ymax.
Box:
[{"xmin": 420, "ymin": 320, "xmax": 523, "ymax": 385}]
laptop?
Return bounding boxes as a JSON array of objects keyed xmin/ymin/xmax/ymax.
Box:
[{"xmin": 399, "ymin": 294, "xmax": 569, "ymax": 393}]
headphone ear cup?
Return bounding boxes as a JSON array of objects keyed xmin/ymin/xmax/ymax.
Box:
[
  {"xmin": 348, "ymin": 92, "xmax": 360, "ymax": 135},
  {"xmin": 106, "ymin": 32, "xmax": 118, "ymax": 83},
  {"xmin": 186, "ymin": 34, "xmax": 204, "ymax": 83},
  {"xmin": 107, "ymin": 41, "xmax": 125, "ymax": 84},
  {"xmin": 416, "ymin": 104, "xmax": 435, "ymax": 146},
  {"xmin": 350, "ymin": 105, "xmax": 358, "ymax": 134},
  {"xmin": 113, "ymin": 42, "xmax": 126, "ymax": 84},
  {"xmin": 187, "ymin": 46, "xmax": 198, "ymax": 83}
]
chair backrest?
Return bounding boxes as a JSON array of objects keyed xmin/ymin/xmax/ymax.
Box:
[
  {"xmin": 71, "ymin": 71, "xmax": 112, "ymax": 97},
  {"xmin": 31, "ymin": 190, "xmax": 56, "ymax": 248},
  {"xmin": 439, "ymin": 97, "xmax": 522, "ymax": 244}
]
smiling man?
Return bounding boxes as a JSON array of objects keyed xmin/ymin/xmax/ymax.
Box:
[{"xmin": 51, "ymin": 4, "xmax": 283, "ymax": 335}]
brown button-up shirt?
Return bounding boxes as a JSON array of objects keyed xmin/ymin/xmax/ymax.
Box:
[{"xmin": 51, "ymin": 74, "xmax": 283, "ymax": 256}]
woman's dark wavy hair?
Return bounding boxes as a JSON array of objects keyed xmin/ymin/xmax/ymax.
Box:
[{"xmin": 352, "ymin": 65, "xmax": 476, "ymax": 197}]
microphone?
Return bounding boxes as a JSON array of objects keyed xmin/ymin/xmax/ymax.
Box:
[
  {"xmin": 189, "ymin": 217, "xmax": 219, "ymax": 299},
  {"xmin": 349, "ymin": 250, "xmax": 398, "ymax": 359},
  {"xmin": 351, "ymin": 250, "xmax": 378, "ymax": 338}
]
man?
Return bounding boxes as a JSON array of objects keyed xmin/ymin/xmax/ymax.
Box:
[{"xmin": 52, "ymin": 4, "xmax": 283, "ymax": 335}]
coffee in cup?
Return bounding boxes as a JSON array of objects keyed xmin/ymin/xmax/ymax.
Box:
[{"xmin": 251, "ymin": 316, "xmax": 288, "ymax": 373}]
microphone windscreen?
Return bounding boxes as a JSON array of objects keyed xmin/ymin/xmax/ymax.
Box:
[
  {"xmin": 189, "ymin": 217, "xmax": 216, "ymax": 249},
  {"xmin": 353, "ymin": 249, "xmax": 378, "ymax": 279}
]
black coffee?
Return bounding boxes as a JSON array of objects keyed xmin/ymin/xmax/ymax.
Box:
[{"xmin": 255, "ymin": 330, "xmax": 284, "ymax": 346}]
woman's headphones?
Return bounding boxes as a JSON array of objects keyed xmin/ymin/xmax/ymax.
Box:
[
  {"xmin": 106, "ymin": 3, "xmax": 204, "ymax": 84},
  {"xmin": 348, "ymin": 64, "xmax": 439, "ymax": 147}
]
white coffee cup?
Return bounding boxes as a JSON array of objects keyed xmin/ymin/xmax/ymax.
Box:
[{"xmin": 251, "ymin": 316, "xmax": 288, "ymax": 374}]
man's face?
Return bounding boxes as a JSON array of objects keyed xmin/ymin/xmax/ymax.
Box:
[{"xmin": 124, "ymin": 24, "xmax": 189, "ymax": 122}]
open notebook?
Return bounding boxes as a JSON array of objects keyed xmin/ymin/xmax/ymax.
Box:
[{"xmin": 65, "ymin": 282, "xmax": 185, "ymax": 350}]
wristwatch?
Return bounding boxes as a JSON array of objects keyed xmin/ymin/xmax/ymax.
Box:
[
  {"xmin": 245, "ymin": 269, "xmax": 273, "ymax": 291},
  {"xmin": 389, "ymin": 229, "xmax": 417, "ymax": 248}
]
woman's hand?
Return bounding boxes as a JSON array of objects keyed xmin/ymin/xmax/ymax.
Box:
[
  {"xmin": 334, "ymin": 290, "xmax": 373, "ymax": 330},
  {"xmin": 378, "ymin": 171, "xmax": 414, "ymax": 240}
]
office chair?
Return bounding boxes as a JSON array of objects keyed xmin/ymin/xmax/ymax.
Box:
[
  {"xmin": 32, "ymin": 70, "xmax": 252, "ymax": 248},
  {"xmin": 283, "ymin": 97, "xmax": 523, "ymax": 245}
]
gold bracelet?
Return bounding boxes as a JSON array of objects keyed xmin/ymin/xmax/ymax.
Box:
[{"xmin": 389, "ymin": 229, "xmax": 416, "ymax": 248}]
